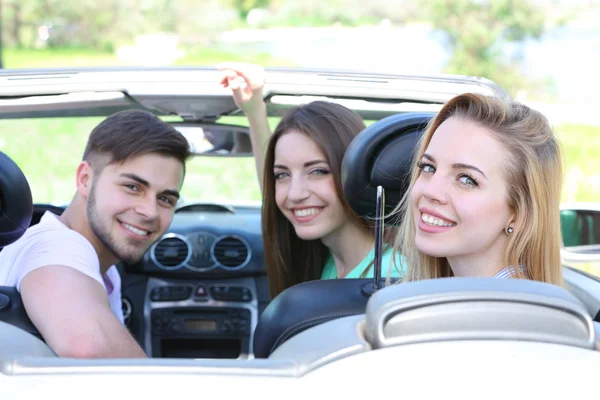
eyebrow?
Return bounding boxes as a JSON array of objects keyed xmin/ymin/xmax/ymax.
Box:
[
  {"xmin": 422, "ymin": 153, "xmax": 487, "ymax": 179},
  {"xmin": 119, "ymin": 173, "xmax": 181, "ymax": 199},
  {"xmin": 273, "ymin": 159, "xmax": 329, "ymax": 170}
]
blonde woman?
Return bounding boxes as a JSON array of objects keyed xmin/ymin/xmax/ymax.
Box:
[{"xmin": 392, "ymin": 93, "xmax": 563, "ymax": 285}]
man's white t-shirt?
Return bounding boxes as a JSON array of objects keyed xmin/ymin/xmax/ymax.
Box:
[{"xmin": 0, "ymin": 211, "xmax": 124, "ymax": 323}]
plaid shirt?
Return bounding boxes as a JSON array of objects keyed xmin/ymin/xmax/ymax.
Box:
[{"xmin": 493, "ymin": 265, "xmax": 524, "ymax": 279}]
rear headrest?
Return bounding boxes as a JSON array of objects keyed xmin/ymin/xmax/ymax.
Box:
[
  {"xmin": 253, "ymin": 279, "xmax": 375, "ymax": 358},
  {"xmin": 0, "ymin": 152, "xmax": 33, "ymax": 247},
  {"xmin": 365, "ymin": 278, "xmax": 595, "ymax": 350},
  {"xmin": 342, "ymin": 113, "xmax": 433, "ymax": 219}
]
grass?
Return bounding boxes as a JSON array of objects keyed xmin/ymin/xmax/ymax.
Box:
[
  {"xmin": 555, "ymin": 123, "xmax": 600, "ymax": 204},
  {"xmin": 3, "ymin": 48, "xmax": 120, "ymax": 68},
  {"xmin": 2, "ymin": 46, "xmax": 294, "ymax": 69}
]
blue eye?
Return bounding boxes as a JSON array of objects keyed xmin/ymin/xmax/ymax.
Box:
[
  {"xmin": 274, "ymin": 171, "xmax": 289, "ymax": 180},
  {"xmin": 417, "ymin": 162, "xmax": 435, "ymax": 174},
  {"xmin": 310, "ymin": 168, "xmax": 330, "ymax": 176},
  {"xmin": 458, "ymin": 174, "xmax": 478, "ymax": 188},
  {"xmin": 125, "ymin": 184, "xmax": 140, "ymax": 191}
]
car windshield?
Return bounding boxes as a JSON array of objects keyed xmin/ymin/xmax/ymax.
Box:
[{"xmin": 0, "ymin": 116, "xmax": 262, "ymax": 206}]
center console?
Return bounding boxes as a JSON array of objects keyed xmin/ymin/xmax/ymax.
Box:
[{"xmin": 144, "ymin": 276, "xmax": 259, "ymax": 359}]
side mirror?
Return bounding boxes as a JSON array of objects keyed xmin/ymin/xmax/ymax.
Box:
[{"xmin": 561, "ymin": 205, "xmax": 600, "ymax": 269}]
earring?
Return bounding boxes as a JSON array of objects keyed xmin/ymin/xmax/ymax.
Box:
[{"xmin": 506, "ymin": 227, "xmax": 514, "ymax": 234}]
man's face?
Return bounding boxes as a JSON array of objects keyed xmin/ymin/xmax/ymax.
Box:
[{"xmin": 86, "ymin": 153, "xmax": 184, "ymax": 264}]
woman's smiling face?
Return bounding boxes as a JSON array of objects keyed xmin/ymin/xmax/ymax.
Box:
[
  {"xmin": 273, "ymin": 130, "xmax": 348, "ymax": 241},
  {"xmin": 411, "ymin": 117, "xmax": 515, "ymax": 265}
]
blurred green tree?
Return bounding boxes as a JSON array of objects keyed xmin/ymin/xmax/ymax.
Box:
[
  {"xmin": 426, "ymin": 0, "xmax": 568, "ymax": 97},
  {"xmin": 230, "ymin": 0, "xmax": 270, "ymax": 19},
  {"xmin": 2, "ymin": 0, "xmax": 240, "ymax": 51},
  {"xmin": 4, "ymin": 0, "xmax": 129, "ymax": 50}
]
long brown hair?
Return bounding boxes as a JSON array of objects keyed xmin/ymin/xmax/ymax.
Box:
[
  {"xmin": 262, "ymin": 101, "xmax": 371, "ymax": 297},
  {"xmin": 392, "ymin": 93, "xmax": 564, "ymax": 286}
]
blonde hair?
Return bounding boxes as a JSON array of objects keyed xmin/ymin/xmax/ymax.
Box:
[{"xmin": 391, "ymin": 93, "xmax": 564, "ymax": 286}]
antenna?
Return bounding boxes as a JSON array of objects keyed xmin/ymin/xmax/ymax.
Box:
[
  {"xmin": 373, "ymin": 185, "xmax": 385, "ymax": 290},
  {"xmin": 361, "ymin": 185, "xmax": 387, "ymax": 297}
]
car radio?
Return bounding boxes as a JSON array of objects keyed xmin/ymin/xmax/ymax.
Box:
[{"xmin": 150, "ymin": 307, "xmax": 251, "ymax": 359}]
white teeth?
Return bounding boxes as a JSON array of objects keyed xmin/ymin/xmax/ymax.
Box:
[
  {"xmin": 294, "ymin": 208, "xmax": 322, "ymax": 217},
  {"xmin": 122, "ymin": 223, "xmax": 149, "ymax": 236},
  {"xmin": 421, "ymin": 213, "xmax": 455, "ymax": 227}
]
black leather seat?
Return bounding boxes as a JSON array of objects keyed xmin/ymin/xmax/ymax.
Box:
[
  {"xmin": 0, "ymin": 151, "xmax": 41, "ymax": 339},
  {"xmin": 30, "ymin": 204, "xmax": 65, "ymax": 227},
  {"xmin": 0, "ymin": 152, "xmax": 34, "ymax": 245},
  {"xmin": 252, "ymin": 112, "xmax": 434, "ymax": 358},
  {"xmin": 252, "ymin": 279, "xmax": 374, "ymax": 357}
]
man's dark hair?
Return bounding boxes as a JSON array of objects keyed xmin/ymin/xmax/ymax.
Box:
[{"xmin": 82, "ymin": 109, "xmax": 191, "ymax": 171}]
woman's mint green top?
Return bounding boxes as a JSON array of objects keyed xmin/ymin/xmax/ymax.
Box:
[{"xmin": 320, "ymin": 248, "xmax": 405, "ymax": 279}]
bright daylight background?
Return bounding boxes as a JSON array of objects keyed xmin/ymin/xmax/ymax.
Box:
[{"xmin": 0, "ymin": 0, "xmax": 599, "ymax": 272}]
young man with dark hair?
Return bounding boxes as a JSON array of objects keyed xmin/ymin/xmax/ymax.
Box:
[{"xmin": 0, "ymin": 110, "xmax": 191, "ymax": 358}]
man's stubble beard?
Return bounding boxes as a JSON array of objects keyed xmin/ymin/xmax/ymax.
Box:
[{"xmin": 86, "ymin": 184, "xmax": 149, "ymax": 265}]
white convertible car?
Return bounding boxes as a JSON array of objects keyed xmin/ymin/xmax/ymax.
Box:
[{"xmin": 0, "ymin": 67, "xmax": 599, "ymax": 399}]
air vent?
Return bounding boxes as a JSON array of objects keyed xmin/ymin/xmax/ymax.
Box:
[
  {"xmin": 151, "ymin": 234, "xmax": 191, "ymax": 270},
  {"xmin": 211, "ymin": 236, "xmax": 251, "ymax": 270}
]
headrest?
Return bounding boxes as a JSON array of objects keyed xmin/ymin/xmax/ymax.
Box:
[
  {"xmin": 0, "ymin": 152, "xmax": 33, "ymax": 247},
  {"xmin": 365, "ymin": 278, "xmax": 595, "ymax": 350},
  {"xmin": 342, "ymin": 113, "xmax": 433, "ymax": 219},
  {"xmin": 253, "ymin": 279, "xmax": 374, "ymax": 358}
]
